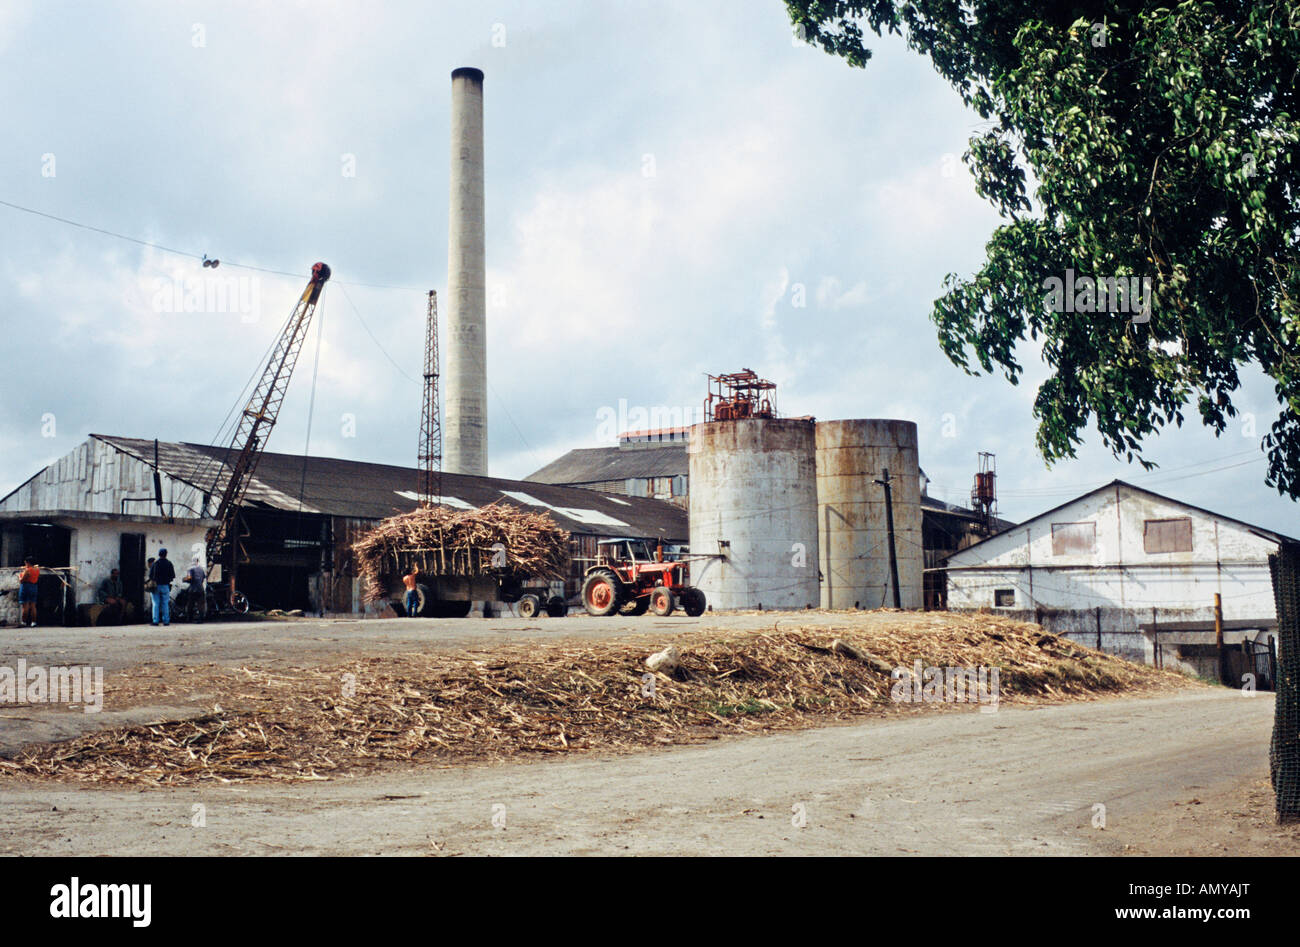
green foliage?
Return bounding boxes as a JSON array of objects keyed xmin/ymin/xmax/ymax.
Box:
[{"xmin": 787, "ymin": 0, "xmax": 1300, "ymax": 495}]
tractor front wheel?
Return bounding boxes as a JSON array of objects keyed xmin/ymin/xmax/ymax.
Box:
[
  {"xmin": 582, "ymin": 569, "xmax": 623, "ymax": 617},
  {"xmin": 545, "ymin": 595, "xmax": 567, "ymax": 617},
  {"xmin": 679, "ymin": 586, "xmax": 706, "ymax": 617},
  {"xmin": 650, "ymin": 586, "xmax": 676, "ymax": 617}
]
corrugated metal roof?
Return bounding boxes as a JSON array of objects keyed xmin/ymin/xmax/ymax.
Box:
[
  {"xmin": 525, "ymin": 444, "xmax": 688, "ymax": 484},
  {"xmin": 93, "ymin": 435, "xmax": 688, "ymax": 540}
]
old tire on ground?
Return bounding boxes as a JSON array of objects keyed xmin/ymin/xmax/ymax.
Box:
[
  {"xmin": 680, "ymin": 586, "xmax": 706, "ymax": 617},
  {"xmin": 545, "ymin": 595, "xmax": 567, "ymax": 617},
  {"xmin": 650, "ymin": 586, "xmax": 676, "ymax": 617},
  {"xmin": 582, "ymin": 569, "xmax": 623, "ymax": 617},
  {"xmin": 518, "ymin": 594, "xmax": 540, "ymax": 619},
  {"xmin": 620, "ymin": 596, "xmax": 650, "ymax": 616}
]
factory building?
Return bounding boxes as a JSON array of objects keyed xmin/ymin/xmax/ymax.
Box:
[
  {"xmin": 0, "ymin": 434, "xmax": 687, "ymax": 623},
  {"xmin": 944, "ymin": 480, "xmax": 1289, "ymax": 680},
  {"xmin": 526, "ymin": 429, "xmax": 689, "ymax": 505}
]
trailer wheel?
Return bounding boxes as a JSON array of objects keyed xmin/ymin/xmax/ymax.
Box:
[
  {"xmin": 518, "ymin": 594, "xmax": 540, "ymax": 619},
  {"xmin": 582, "ymin": 569, "xmax": 623, "ymax": 617},
  {"xmin": 650, "ymin": 586, "xmax": 676, "ymax": 617},
  {"xmin": 545, "ymin": 595, "xmax": 567, "ymax": 617},
  {"xmin": 680, "ymin": 587, "xmax": 706, "ymax": 617},
  {"xmin": 620, "ymin": 596, "xmax": 649, "ymax": 616}
]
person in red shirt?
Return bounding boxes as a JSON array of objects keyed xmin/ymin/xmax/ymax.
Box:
[{"xmin": 16, "ymin": 557, "xmax": 39, "ymax": 627}]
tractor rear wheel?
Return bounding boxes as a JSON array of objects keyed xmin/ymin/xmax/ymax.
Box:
[
  {"xmin": 621, "ymin": 596, "xmax": 650, "ymax": 616},
  {"xmin": 545, "ymin": 595, "xmax": 567, "ymax": 617},
  {"xmin": 517, "ymin": 594, "xmax": 540, "ymax": 619},
  {"xmin": 680, "ymin": 586, "xmax": 706, "ymax": 617},
  {"xmin": 582, "ymin": 569, "xmax": 623, "ymax": 617},
  {"xmin": 650, "ymin": 586, "xmax": 676, "ymax": 617}
]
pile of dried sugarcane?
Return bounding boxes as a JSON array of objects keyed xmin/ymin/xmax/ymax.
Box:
[
  {"xmin": 352, "ymin": 502, "xmax": 570, "ymax": 603},
  {"xmin": 0, "ymin": 614, "xmax": 1191, "ymax": 786}
]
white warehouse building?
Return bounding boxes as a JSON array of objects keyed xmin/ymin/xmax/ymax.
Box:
[{"xmin": 944, "ymin": 480, "xmax": 1295, "ymax": 680}]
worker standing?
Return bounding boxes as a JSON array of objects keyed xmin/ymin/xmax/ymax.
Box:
[
  {"xmin": 16, "ymin": 557, "xmax": 39, "ymax": 627},
  {"xmin": 149, "ymin": 548, "xmax": 176, "ymax": 627},
  {"xmin": 184, "ymin": 557, "xmax": 207, "ymax": 623},
  {"xmin": 402, "ymin": 564, "xmax": 421, "ymax": 618}
]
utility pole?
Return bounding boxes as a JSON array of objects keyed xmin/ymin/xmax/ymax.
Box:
[
  {"xmin": 875, "ymin": 467, "xmax": 902, "ymax": 609},
  {"xmin": 1214, "ymin": 592, "xmax": 1226, "ymax": 685}
]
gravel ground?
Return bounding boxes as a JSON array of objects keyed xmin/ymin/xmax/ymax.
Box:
[{"xmin": 0, "ymin": 689, "xmax": 1279, "ymax": 856}]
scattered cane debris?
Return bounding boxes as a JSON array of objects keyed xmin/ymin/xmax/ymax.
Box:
[{"xmin": 0, "ymin": 613, "xmax": 1190, "ymax": 786}]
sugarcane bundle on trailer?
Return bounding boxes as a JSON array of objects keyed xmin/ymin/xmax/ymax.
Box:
[{"xmin": 352, "ymin": 502, "xmax": 570, "ymax": 618}]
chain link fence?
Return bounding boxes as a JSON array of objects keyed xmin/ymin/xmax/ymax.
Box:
[{"xmin": 1268, "ymin": 544, "xmax": 1300, "ymax": 822}]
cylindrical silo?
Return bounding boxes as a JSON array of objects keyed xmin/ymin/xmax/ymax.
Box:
[
  {"xmin": 816, "ymin": 419, "xmax": 922, "ymax": 609},
  {"xmin": 688, "ymin": 418, "xmax": 819, "ymax": 610}
]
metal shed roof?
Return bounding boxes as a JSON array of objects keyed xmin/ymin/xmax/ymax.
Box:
[
  {"xmin": 92, "ymin": 435, "xmax": 688, "ymax": 541},
  {"xmin": 525, "ymin": 444, "xmax": 688, "ymax": 485}
]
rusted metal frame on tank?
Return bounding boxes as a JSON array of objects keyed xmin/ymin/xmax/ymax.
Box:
[{"xmin": 703, "ymin": 368, "xmax": 779, "ymax": 423}]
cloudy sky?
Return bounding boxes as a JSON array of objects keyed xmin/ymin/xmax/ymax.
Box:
[{"xmin": 1, "ymin": 0, "xmax": 1295, "ymax": 531}]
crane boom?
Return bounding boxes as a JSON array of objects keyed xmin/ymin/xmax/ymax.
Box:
[{"xmin": 205, "ymin": 262, "xmax": 331, "ymax": 583}]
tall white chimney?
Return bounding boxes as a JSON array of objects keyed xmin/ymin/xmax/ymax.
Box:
[{"xmin": 444, "ymin": 66, "xmax": 487, "ymax": 476}]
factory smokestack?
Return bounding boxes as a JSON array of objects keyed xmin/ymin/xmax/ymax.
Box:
[{"xmin": 444, "ymin": 66, "xmax": 487, "ymax": 476}]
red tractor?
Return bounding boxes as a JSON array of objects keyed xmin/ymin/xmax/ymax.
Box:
[{"xmin": 581, "ymin": 538, "xmax": 706, "ymax": 617}]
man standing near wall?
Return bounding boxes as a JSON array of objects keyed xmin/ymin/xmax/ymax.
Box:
[
  {"xmin": 184, "ymin": 556, "xmax": 207, "ymax": 624},
  {"xmin": 149, "ymin": 548, "xmax": 176, "ymax": 627}
]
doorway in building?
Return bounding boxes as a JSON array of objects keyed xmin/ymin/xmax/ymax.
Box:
[
  {"xmin": 20, "ymin": 523, "xmax": 72, "ymax": 626},
  {"xmin": 119, "ymin": 533, "xmax": 146, "ymax": 623}
]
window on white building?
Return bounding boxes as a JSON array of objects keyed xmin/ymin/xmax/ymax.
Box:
[
  {"xmin": 1144, "ymin": 517, "xmax": 1193, "ymax": 553},
  {"xmin": 994, "ymin": 588, "xmax": 1015, "ymax": 607},
  {"xmin": 1051, "ymin": 521, "xmax": 1095, "ymax": 556}
]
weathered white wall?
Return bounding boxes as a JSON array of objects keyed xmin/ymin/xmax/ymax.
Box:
[{"xmin": 67, "ymin": 519, "xmax": 207, "ymax": 607}]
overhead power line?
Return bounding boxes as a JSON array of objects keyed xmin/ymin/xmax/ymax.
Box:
[{"xmin": 0, "ymin": 197, "xmax": 426, "ymax": 291}]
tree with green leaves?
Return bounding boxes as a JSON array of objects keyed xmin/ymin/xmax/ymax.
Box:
[{"xmin": 786, "ymin": 1, "xmax": 1300, "ymax": 494}]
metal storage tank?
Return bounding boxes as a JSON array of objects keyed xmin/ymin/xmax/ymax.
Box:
[
  {"xmin": 688, "ymin": 418, "xmax": 819, "ymax": 609},
  {"xmin": 816, "ymin": 419, "xmax": 923, "ymax": 609}
]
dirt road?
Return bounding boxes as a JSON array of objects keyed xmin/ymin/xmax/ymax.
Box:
[{"xmin": 0, "ymin": 689, "xmax": 1281, "ymax": 856}]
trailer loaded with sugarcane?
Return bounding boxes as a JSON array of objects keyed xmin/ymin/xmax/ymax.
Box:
[{"xmin": 352, "ymin": 502, "xmax": 570, "ymax": 618}]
